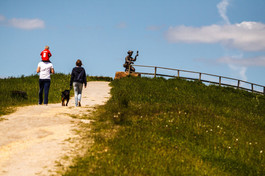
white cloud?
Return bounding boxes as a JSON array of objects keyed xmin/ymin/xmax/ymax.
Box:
[
  {"xmin": 0, "ymin": 15, "xmax": 5, "ymax": 21},
  {"xmin": 217, "ymin": 55, "xmax": 265, "ymax": 67},
  {"xmin": 0, "ymin": 15, "xmax": 45, "ymax": 30},
  {"xmin": 219, "ymin": 53, "xmax": 248, "ymax": 81},
  {"xmin": 217, "ymin": 0, "xmax": 230, "ymax": 24},
  {"xmin": 166, "ymin": 21, "xmax": 265, "ymax": 52},
  {"xmin": 8, "ymin": 18, "xmax": 45, "ymax": 30},
  {"xmin": 228, "ymin": 64, "xmax": 247, "ymax": 81}
]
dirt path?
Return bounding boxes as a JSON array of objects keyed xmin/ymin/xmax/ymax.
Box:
[{"xmin": 0, "ymin": 81, "xmax": 111, "ymax": 176}]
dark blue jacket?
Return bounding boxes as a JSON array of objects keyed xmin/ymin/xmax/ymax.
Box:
[{"xmin": 70, "ymin": 66, "xmax": 87, "ymax": 87}]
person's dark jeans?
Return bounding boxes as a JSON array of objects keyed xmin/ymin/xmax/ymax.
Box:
[{"xmin": 39, "ymin": 79, "xmax": 51, "ymax": 105}]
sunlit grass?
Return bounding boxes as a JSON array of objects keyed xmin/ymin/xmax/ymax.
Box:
[{"xmin": 65, "ymin": 77, "xmax": 265, "ymax": 176}]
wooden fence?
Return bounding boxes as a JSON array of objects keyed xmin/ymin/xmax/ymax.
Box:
[{"xmin": 131, "ymin": 65, "xmax": 265, "ymax": 95}]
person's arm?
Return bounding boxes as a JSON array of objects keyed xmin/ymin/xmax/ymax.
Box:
[
  {"xmin": 51, "ymin": 68, "xmax": 55, "ymax": 74},
  {"xmin": 133, "ymin": 51, "xmax": 139, "ymax": 61},
  {"xmin": 37, "ymin": 66, "xmax": 40, "ymax": 73},
  {"xmin": 50, "ymin": 63, "xmax": 55, "ymax": 74},
  {"xmin": 83, "ymin": 69, "xmax": 87, "ymax": 88}
]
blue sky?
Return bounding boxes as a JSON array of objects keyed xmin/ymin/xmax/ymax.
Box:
[{"xmin": 0, "ymin": 0, "xmax": 265, "ymax": 87}]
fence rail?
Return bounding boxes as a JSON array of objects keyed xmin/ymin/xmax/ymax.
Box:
[{"xmin": 132, "ymin": 65, "xmax": 265, "ymax": 95}]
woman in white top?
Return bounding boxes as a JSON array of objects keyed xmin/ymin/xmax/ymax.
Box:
[{"xmin": 36, "ymin": 61, "xmax": 54, "ymax": 105}]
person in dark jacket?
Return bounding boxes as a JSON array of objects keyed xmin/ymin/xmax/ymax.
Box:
[{"xmin": 70, "ymin": 59, "xmax": 87, "ymax": 107}]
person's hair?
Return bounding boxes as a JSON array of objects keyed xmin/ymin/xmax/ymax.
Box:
[
  {"xmin": 76, "ymin": 59, "xmax": 82, "ymax": 66},
  {"xmin": 45, "ymin": 45, "xmax": 49, "ymax": 49}
]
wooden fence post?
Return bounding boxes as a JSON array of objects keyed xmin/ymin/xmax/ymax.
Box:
[
  {"xmin": 251, "ymin": 84, "xmax": 254, "ymax": 93},
  {"xmin": 178, "ymin": 70, "xmax": 180, "ymax": 78},
  {"xmin": 199, "ymin": 73, "xmax": 201, "ymax": 81},
  {"xmin": 154, "ymin": 67, "xmax": 157, "ymax": 78},
  {"xmin": 237, "ymin": 80, "xmax": 240, "ymax": 89},
  {"xmin": 219, "ymin": 77, "xmax": 221, "ymax": 86},
  {"xmin": 264, "ymin": 87, "xmax": 265, "ymax": 95}
]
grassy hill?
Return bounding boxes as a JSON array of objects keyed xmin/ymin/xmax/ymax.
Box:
[
  {"xmin": 1, "ymin": 75, "xmax": 264, "ymax": 175},
  {"xmin": 64, "ymin": 77, "xmax": 265, "ymax": 176}
]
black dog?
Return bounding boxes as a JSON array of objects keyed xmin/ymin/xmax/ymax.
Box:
[
  {"xmin": 61, "ymin": 90, "xmax": 70, "ymax": 106},
  {"xmin": 11, "ymin": 90, "xmax": 28, "ymax": 99}
]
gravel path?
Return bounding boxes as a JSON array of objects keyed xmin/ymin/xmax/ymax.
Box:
[{"xmin": 0, "ymin": 81, "xmax": 111, "ymax": 176}]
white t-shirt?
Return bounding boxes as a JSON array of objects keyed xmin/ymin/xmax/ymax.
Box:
[{"xmin": 38, "ymin": 62, "xmax": 54, "ymax": 79}]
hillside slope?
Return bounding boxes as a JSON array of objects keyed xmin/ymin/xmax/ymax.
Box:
[{"xmin": 65, "ymin": 77, "xmax": 265, "ymax": 176}]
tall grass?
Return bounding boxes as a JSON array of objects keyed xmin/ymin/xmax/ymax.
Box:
[
  {"xmin": 0, "ymin": 74, "xmax": 112, "ymax": 116},
  {"xmin": 65, "ymin": 77, "xmax": 265, "ymax": 176},
  {"xmin": 0, "ymin": 74, "xmax": 70, "ymax": 116}
]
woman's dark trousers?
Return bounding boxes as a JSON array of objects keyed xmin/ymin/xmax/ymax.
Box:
[{"xmin": 39, "ymin": 79, "xmax": 51, "ymax": 105}]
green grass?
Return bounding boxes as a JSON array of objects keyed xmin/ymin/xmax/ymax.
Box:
[
  {"xmin": 64, "ymin": 77, "xmax": 265, "ymax": 176},
  {"xmin": 0, "ymin": 74, "xmax": 112, "ymax": 116}
]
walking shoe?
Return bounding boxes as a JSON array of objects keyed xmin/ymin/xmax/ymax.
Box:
[{"xmin": 78, "ymin": 101, "xmax": 81, "ymax": 107}]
